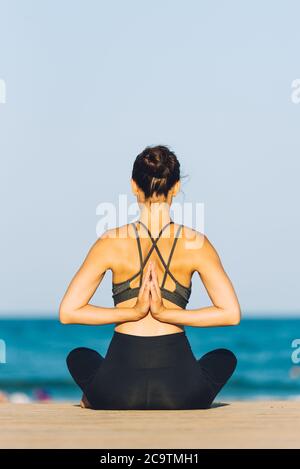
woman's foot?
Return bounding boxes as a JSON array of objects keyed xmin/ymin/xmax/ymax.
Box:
[{"xmin": 80, "ymin": 394, "xmax": 92, "ymax": 409}]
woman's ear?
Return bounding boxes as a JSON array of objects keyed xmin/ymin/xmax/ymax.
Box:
[{"xmin": 172, "ymin": 180, "xmax": 181, "ymax": 197}]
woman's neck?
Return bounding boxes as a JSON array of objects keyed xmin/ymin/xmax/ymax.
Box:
[{"xmin": 138, "ymin": 201, "xmax": 172, "ymax": 237}]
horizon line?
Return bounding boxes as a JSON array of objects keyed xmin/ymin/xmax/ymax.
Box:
[{"xmin": 0, "ymin": 310, "xmax": 299, "ymax": 319}]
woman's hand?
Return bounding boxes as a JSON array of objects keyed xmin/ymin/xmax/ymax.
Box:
[
  {"xmin": 134, "ymin": 260, "xmax": 168, "ymax": 322},
  {"xmin": 133, "ymin": 262, "xmax": 151, "ymax": 320},
  {"xmin": 149, "ymin": 261, "xmax": 167, "ymax": 320}
]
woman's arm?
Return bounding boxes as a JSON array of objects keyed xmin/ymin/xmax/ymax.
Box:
[
  {"xmin": 59, "ymin": 231, "xmax": 149, "ymax": 325},
  {"xmin": 151, "ymin": 233, "xmax": 241, "ymax": 327}
]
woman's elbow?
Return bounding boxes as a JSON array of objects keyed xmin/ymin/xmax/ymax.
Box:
[
  {"xmin": 227, "ymin": 307, "xmax": 241, "ymax": 326},
  {"xmin": 59, "ymin": 305, "xmax": 74, "ymax": 324}
]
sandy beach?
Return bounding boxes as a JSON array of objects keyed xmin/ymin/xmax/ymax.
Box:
[{"xmin": 0, "ymin": 400, "xmax": 299, "ymax": 449}]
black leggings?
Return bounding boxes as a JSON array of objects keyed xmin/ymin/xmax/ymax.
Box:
[{"xmin": 66, "ymin": 330, "xmax": 237, "ymax": 410}]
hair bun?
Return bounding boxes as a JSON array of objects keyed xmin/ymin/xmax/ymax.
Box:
[
  {"xmin": 143, "ymin": 151, "xmax": 170, "ymax": 179},
  {"xmin": 132, "ymin": 145, "xmax": 180, "ymax": 199}
]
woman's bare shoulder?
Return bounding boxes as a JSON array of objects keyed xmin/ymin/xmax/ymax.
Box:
[
  {"xmin": 102, "ymin": 223, "xmax": 134, "ymax": 240},
  {"xmin": 181, "ymin": 224, "xmax": 206, "ymax": 247},
  {"xmin": 180, "ymin": 225, "xmax": 219, "ymax": 263},
  {"xmin": 84, "ymin": 224, "xmax": 133, "ymax": 270},
  {"xmin": 94, "ymin": 224, "xmax": 134, "ymax": 252}
]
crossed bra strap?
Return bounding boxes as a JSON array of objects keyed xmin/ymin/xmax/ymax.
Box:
[{"xmin": 131, "ymin": 220, "xmax": 183, "ymax": 288}]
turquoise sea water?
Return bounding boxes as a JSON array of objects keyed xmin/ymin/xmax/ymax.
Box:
[{"xmin": 0, "ymin": 318, "xmax": 299, "ymax": 401}]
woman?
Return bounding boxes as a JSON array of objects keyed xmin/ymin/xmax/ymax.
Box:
[{"xmin": 59, "ymin": 145, "xmax": 241, "ymax": 410}]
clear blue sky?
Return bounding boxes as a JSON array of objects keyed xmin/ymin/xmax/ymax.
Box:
[{"xmin": 0, "ymin": 0, "xmax": 299, "ymax": 316}]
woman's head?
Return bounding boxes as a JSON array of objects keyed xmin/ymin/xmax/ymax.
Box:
[{"xmin": 131, "ymin": 145, "xmax": 181, "ymax": 203}]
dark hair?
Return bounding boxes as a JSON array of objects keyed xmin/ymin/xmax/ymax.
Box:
[{"xmin": 132, "ymin": 145, "xmax": 180, "ymax": 199}]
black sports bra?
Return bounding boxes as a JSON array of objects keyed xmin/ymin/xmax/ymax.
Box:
[{"xmin": 112, "ymin": 220, "xmax": 192, "ymax": 309}]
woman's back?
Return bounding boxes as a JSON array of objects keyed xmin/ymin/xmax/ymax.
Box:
[{"xmin": 106, "ymin": 220, "xmax": 198, "ymax": 335}]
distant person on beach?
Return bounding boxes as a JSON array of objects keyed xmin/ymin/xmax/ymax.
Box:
[{"xmin": 59, "ymin": 145, "xmax": 241, "ymax": 410}]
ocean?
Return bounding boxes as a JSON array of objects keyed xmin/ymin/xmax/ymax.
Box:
[{"xmin": 0, "ymin": 318, "xmax": 300, "ymax": 402}]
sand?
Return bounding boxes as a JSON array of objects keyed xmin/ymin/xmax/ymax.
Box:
[{"xmin": 0, "ymin": 400, "xmax": 299, "ymax": 449}]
